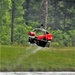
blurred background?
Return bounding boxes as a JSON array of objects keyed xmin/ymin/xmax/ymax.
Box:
[{"xmin": 0, "ymin": 0, "xmax": 75, "ymax": 47}]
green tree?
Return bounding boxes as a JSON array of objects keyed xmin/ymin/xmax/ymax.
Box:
[{"xmin": 0, "ymin": 0, "xmax": 11, "ymax": 44}]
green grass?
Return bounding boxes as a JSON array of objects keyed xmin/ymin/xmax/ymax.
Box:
[{"xmin": 0, "ymin": 45, "xmax": 75, "ymax": 71}]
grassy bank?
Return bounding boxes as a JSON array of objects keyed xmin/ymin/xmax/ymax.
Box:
[{"xmin": 0, "ymin": 45, "xmax": 75, "ymax": 71}]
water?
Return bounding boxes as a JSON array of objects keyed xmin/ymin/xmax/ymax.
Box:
[
  {"xmin": 25, "ymin": 45, "xmax": 42, "ymax": 57},
  {"xmin": 32, "ymin": 47, "xmax": 42, "ymax": 53},
  {"xmin": 26, "ymin": 44, "xmax": 33, "ymax": 51},
  {"xmin": 2, "ymin": 44, "xmax": 42, "ymax": 71},
  {"xmin": 12, "ymin": 44, "xmax": 42, "ymax": 70}
]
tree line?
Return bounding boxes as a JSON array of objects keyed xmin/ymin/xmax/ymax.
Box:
[{"xmin": 0, "ymin": 0, "xmax": 75, "ymax": 46}]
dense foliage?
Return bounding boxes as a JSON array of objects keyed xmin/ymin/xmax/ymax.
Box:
[{"xmin": 0, "ymin": 0, "xmax": 75, "ymax": 46}]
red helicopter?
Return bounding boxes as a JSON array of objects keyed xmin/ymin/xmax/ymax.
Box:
[{"xmin": 28, "ymin": 28, "xmax": 53, "ymax": 47}]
